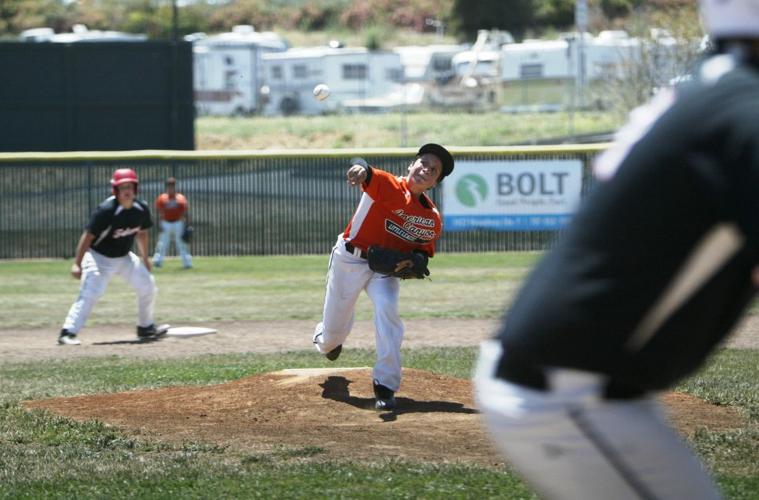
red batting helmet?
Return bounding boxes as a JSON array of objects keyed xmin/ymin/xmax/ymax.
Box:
[{"xmin": 111, "ymin": 168, "xmax": 139, "ymax": 195}]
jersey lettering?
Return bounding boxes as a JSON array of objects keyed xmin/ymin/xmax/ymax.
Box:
[
  {"xmin": 385, "ymin": 219, "xmax": 434, "ymax": 243},
  {"xmin": 393, "ymin": 209, "xmax": 435, "ymax": 228},
  {"xmin": 112, "ymin": 227, "xmax": 142, "ymax": 239}
]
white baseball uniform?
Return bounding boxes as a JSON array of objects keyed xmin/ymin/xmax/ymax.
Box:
[
  {"xmin": 474, "ymin": 341, "xmax": 721, "ymax": 500},
  {"xmin": 153, "ymin": 219, "xmax": 192, "ymax": 268},
  {"xmin": 62, "ymin": 196, "xmax": 157, "ymax": 334},
  {"xmin": 313, "ymin": 163, "xmax": 442, "ymax": 392}
]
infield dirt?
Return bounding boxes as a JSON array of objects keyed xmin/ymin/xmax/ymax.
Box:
[
  {"xmin": 3, "ymin": 316, "xmax": 759, "ymax": 363},
  {"xmin": 10, "ymin": 316, "xmax": 757, "ymax": 464},
  {"xmin": 24, "ymin": 367, "xmax": 746, "ymax": 465}
]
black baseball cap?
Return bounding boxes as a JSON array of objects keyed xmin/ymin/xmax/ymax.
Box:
[{"xmin": 417, "ymin": 143, "xmax": 454, "ymax": 181}]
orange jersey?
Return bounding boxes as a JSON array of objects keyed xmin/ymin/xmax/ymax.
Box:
[
  {"xmin": 343, "ymin": 168, "xmax": 442, "ymax": 256},
  {"xmin": 155, "ymin": 193, "xmax": 188, "ymax": 222}
]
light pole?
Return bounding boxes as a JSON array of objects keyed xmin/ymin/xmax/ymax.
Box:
[
  {"xmin": 575, "ymin": 0, "xmax": 588, "ymax": 109},
  {"xmin": 172, "ymin": 0, "xmax": 179, "ymax": 41},
  {"xmin": 170, "ymin": 0, "xmax": 179, "ymax": 149}
]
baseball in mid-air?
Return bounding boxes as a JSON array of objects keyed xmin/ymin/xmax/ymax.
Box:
[{"xmin": 313, "ymin": 83, "xmax": 331, "ymax": 101}]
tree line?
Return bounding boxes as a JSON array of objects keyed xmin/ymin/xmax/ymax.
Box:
[{"xmin": 1, "ymin": 0, "xmax": 691, "ymax": 42}]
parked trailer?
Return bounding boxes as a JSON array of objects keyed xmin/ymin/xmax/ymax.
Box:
[
  {"xmin": 393, "ymin": 44, "xmax": 468, "ymax": 83},
  {"xmin": 190, "ymin": 25, "xmax": 288, "ymax": 116},
  {"xmin": 261, "ymin": 47, "xmax": 403, "ymax": 115},
  {"xmin": 19, "ymin": 24, "xmax": 147, "ymax": 43},
  {"xmin": 499, "ymin": 31, "xmax": 640, "ymax": 82}
]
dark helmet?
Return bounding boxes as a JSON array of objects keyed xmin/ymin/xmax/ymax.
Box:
[{"xmin": 417, "ymin": 143, "xmax": 454, "ymax": 181}]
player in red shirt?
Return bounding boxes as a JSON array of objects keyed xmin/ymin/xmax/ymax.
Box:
[
  {"xmin": 153, "ymin": 177, "xmax": 192, "ymax": 269},
  {"xmin": 313, "ymin": 144, "xmax": 454, "ymax": 410}
]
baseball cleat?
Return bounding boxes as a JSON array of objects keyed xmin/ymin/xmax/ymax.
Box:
[
  {"xmin": 136, "ymin": 323, "xmax": 170, "ymax": 340},
  {"xmin": 373, "ymin": 380, "xmax": 397, "ymax": 410},
  {"xmin": 58, "ymin": 329, "xmax": 81, "ymax": 345},
  {"xmin": 325, "ymin": 344, "xmax": 342, "ymax": 361},
  {"xmin": 374, "ymin": 396, "xmax": 396, "ymax": 410}
]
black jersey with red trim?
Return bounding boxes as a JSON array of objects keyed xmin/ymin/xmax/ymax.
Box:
[
  {"xmin": 86, "ymin": 197, "xmax": 153, "ymax": 258},
  {"xmin": 497, "ymin": 55, "xmax": 759, "ymax": 391}
]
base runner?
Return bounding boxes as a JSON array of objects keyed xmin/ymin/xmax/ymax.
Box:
[
  {"xmin": 313, "ymin": 144, "xmax": 454, "ymax": 410},
  {"xmin": 59, "ymin": 168, "xmax": 168, "ymax": 345},
  {"xmin": 475, "ymin": 1, "xmax": 759, "ymax": 498}
]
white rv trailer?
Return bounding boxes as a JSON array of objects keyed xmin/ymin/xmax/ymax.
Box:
[
  {"xmin": 500, "ymin": 39, "xmax": 572, "ymax": 81},
  {"xmin": 449, "ymin": 29, "xmax": 514, "ymax": 78},
  {"xmin": 261, "ymin": 47, "xmax": 403, "ymax": 115},
  {"xmin": 499, "ymin": 32, "xmax": 640, "ymax": 82},
  {"xmin": 19, "ymin": 24, "xmax": 147, "ymax": 42},
  {"xmin": 190, "ymin": 25, "xmax": 288, "ymax": 116},
  {"xmin": 393, "ymin": 44, "xmax": 468, "ymax": 83},
  {"xmin": 425, "ymin": 30, "xmax": 511, "ymax": 110}
]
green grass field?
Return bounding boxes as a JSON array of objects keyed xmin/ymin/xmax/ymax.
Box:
[
  {"xmin": 1, "ymin": 254, "xmax": 759, "ymax": 498},
  {"xmin": 0, "ymin": 253, "xmax": 539, "ymax": 328},
  {"xmin": 195, "ymin": 110, "xmax": 622, "ymax": 150}
]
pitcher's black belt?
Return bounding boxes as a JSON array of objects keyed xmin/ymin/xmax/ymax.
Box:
[{"xmin": 344, "ymin": 241, "xmax": 368, "ymax": 259}]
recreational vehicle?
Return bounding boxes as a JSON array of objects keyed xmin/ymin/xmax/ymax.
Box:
[
  {"xmin": 393, "ymin": 44, "xmax": 467, "ymax": 83},
  {"xmin": 428, "ymin": 30, "xmax": 512, "ymax": 110},
  {"xmin": 499, "ymin": 32, "xmax": 640, "ymax": 82},
  {"xmin": 19, "ymin": 24, "xmax": 146, "ymax": 42},
  {"xmin": 261, "ymin": 47, "xmax": 403, "ymax": 115},
  {"xmin": 190, "ymin": 25, "xmax": 288, "ymax": 116}
]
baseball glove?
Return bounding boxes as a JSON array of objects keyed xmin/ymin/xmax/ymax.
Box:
[
  {"xmin": 367, "ymin": 246, "xmax": 430, "ymax": 279},
  {"xmin": 181, "ymin": 225, "xmax": 194, "ymax": 243}
]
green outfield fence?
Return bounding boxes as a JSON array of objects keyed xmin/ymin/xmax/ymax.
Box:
[{"xmin": 0, "ymin": 146, "xmax": 608, "ymax": 259}]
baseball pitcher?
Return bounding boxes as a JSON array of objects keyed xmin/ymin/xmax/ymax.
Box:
[
  {"xmin": 312, "ymin": 144, "xmax": 454, "ymax": 410},
  {"xmin": 59, "ymin": 168, "xmax": 168, "ymax": 345}
]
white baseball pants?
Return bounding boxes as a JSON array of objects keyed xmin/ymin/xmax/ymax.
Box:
[
  {"xmin": 153, "ymin": 219, "xmax": 192, "ymax": 268},
  {"xmin": 63, "ymin": 250, "xmax": 157, "ymax": 334},
  {"xmin": 313, "ymin": 237, "xmax": 404, "ymax": 391},
  {"xmin": 474, "ymin": 340, "xmax": 721, "ymax": 500}
]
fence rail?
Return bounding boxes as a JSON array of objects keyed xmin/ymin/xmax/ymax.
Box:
[{"xmin": 0, "ymin": 146, "xmax": 608, "ymax": 259}]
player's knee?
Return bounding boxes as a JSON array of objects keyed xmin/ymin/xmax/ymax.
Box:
[
  {"xmin": 373, "ymin": 298, "xmax": 399, "ymax": 317},
  {"xmin": 81, "ymin": 280, "xmax": 108, "ymax": 299},
  {"xmin": 135, "ymin": 276, "xmax": 157, "ymax": 297}
]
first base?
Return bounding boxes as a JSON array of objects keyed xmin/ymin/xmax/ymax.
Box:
[{"xmin": 166, "ymin": 326, "xmax": 218, "ymax": 337}]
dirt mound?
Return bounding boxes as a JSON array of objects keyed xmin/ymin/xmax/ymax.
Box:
[{"xmin": 24, "ymin": 368, "xmax": 746, "ymax": 465}]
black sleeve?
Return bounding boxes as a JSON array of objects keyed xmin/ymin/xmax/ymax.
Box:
[
  {"xmin": 349, "ymin": 156, "xmax": 373, "ymax": 184},
  {"xmin": 85, "ymin": 206, "xmax": 112, "ymax": 236},
  {"xmin": 139, "ymin": 201, "xmax": 154, "ymax": 230}
]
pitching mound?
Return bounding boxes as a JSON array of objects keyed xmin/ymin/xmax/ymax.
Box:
[{"xmin": 24, "ymin": 368, "xmax": 746, "ymax": 465}]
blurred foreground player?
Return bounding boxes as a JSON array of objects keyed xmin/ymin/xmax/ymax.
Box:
[{"xmin": 475, "ymin": 1, "xmax": 759, "ymax": 498}]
